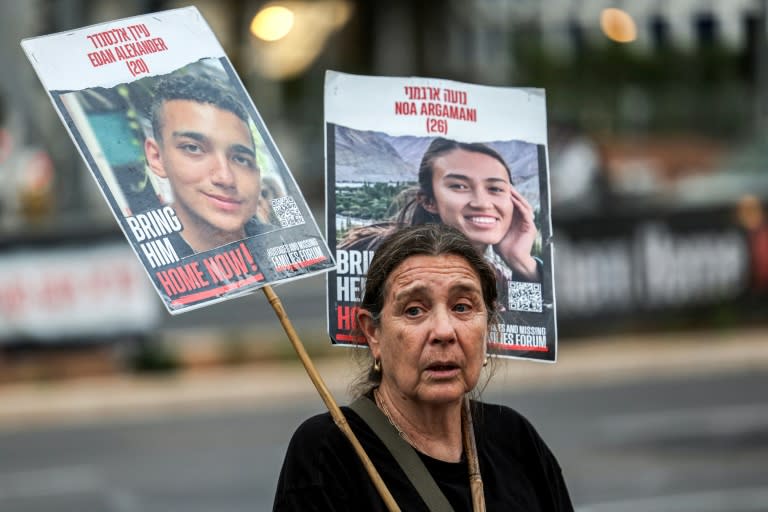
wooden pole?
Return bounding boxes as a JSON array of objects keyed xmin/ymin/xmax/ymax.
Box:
[
  {"xmin": 463, "ymin": 397, "xmax": 486, "ymax": 512},
  {"xmin": 262, "ymin": 285, "xmax": 401, "ymax": 512}
]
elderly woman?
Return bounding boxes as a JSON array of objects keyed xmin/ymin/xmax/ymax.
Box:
[{"xmin": 273, "ymin": 224, "xmax": 572, "ymax": 511}]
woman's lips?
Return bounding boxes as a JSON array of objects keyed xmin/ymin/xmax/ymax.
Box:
[
  {"xmin": 466, "ymin": 216, "xmax": 498, "ymax": 227},
  {"xmin": 425, "ymin": 362, "xmax": 461, "ymax": 378}
]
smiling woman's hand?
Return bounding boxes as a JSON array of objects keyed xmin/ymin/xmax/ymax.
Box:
[{"xmin": 494, "ymin": 188, "xmax": 539, "ymax": 281}]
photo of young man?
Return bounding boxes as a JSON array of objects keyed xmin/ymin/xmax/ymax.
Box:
[{"xmin": 144, "ymin": 72, "xmax": 270, "ymax": 254}]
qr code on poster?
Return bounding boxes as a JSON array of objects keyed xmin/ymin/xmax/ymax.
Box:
[
  {"xmin": 508, "ymin": 281, "xmax": 543, "ymax": 312},
  {"xmin": 272, "ymin": 196, "xmax": 305, "ymax": 227}
]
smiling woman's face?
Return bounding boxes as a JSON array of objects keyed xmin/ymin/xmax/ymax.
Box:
[
  {"xmin": 423, "ymin": 149, "xmax": 514, "ymax": 251},
  {"xmin": 360, "ymin": 253, "xmax": 488, "ymax": 407}
]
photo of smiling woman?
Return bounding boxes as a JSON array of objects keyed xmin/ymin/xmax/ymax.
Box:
[{"xmin": 338, "ymin": 136, "xmax": 543, "ymax": 311}]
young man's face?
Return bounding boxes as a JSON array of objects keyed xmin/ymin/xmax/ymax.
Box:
[{"xmin": 145, "ymin": 99, "xmax": 260, "ymax": 251}]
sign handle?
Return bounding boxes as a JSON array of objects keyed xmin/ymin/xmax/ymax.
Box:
[
  {"xmin": 262, "ymin": 285, "xmax": 401, "ymax": 512},
  {"xmin": 462, "ymin": 397, "xmax": 486, "ymax": 512}
]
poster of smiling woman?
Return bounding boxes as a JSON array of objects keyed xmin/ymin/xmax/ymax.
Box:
[
  {"xmin": 325, "ymin": 71, "xmax": 556, "ymax": 362},
  {"xmin": 21, "ymin": 7, "xmax": 334, "ymax": 313}
]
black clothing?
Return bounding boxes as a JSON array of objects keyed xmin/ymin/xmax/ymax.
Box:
[{"xmin": 273, "ymin": 401, "xmax": 573, "ymax": 511}]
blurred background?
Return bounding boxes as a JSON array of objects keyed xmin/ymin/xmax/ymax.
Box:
[{"xmin": 0, "ymin": 1, "xmax": 767, "ymax": 511}]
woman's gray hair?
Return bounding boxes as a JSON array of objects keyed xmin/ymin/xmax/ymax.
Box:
[{"xmin": 350, "ymin": 223, "xmax": 500, "ymax": 397}]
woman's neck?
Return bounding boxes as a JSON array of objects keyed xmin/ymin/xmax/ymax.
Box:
[
  {"xmin": 375, "ymin": 385, "xmax": 464, "ymax": 462},
  {"xmin": 473, "ymin": 242, "xmax": 488, "ymax": 255}
]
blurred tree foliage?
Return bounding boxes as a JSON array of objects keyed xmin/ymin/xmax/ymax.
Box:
[{"xmin": 336, "ymin": 182, "xmax": 411, "ymax": 220}]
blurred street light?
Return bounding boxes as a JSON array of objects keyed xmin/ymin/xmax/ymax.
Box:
[
  {"xmin": 600, "ymin": 8, "xmax": 637, "ymax": 43},
  {"xmin": 250, "ymin": 5, "xmax": 295, "ymax": 42},
  {"xmin": 247, "ymin": 0, "xmax": 352, "ymax": 80}
]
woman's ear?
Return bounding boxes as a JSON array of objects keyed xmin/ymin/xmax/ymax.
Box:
[
  {"xmin": 357, "ymin": 309, "xmax": 381, "ymax": 360},
  {"xmin": 417, "ymin": 191, "xmax": 439, "ymax": 214}
]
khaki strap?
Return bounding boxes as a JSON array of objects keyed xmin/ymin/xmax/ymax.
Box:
[{"xmin": 350, "ymin": 396, "xmax": 455, "ymax": 512}]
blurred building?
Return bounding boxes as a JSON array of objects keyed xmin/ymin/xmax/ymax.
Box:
[
  {"xmin": 538, "ymin": 0, "xmax": 761, "ymax": 53},
  {"xmin": 0, "ymin": 0, "xmax": 766, "ymax": 351}
]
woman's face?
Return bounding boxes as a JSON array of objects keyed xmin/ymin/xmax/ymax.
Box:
[
  {"xmin": 423, "ymin": 149, "xmax": 514, "ymax": 250},
  {"xmin": 360, "ymin": 254, "xmax": 488, "ymax": 406}
]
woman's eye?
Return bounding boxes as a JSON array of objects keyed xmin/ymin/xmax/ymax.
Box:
[
  {"xmin": 404, "ymin": 306, "xmax": 422, "ymax": 317},
  {"xmin": 447, "ymin": 183, "xmax": 468, "ymax": 190},
  {"xmin": 453, "ymin": 303, "xmax": 471, "ymax": 313}
]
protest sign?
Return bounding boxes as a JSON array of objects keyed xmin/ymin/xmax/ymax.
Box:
[
  {"xmin": 325, "ymin": 71, "xmax": 557, "ymax": 361},
  {"xmin": 21, "ymin": 7, "xmax": 334, "ymax": 314}
]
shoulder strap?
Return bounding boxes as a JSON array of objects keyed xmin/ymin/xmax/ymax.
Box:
[{"xmin": 350, "ymin": 396, "xmax": 454, "ymax": 512}]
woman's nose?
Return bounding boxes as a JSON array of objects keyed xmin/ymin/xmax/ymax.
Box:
[
  {"xmin": 429, "ymin": 306, "xmax": 457, "ymax": 344},
  {"xmin": 468, "ymin": 189, "xmax": 492, "ymax": 209}
]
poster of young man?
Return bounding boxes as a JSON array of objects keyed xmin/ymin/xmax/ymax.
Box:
[
  {"xmin": 21, "ymin": 7, "xmax": 334, "ymax": 313},
  {"xmin": 325, "ymin": 71, "xmax": 556, "ymax": 361}
]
